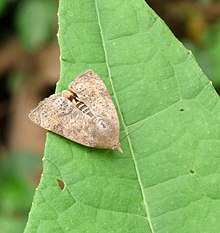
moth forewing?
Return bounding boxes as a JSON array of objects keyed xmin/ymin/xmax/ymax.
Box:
[{"xmin": 29, "ymin": 70, "xmax": 123, "ymax": 153}]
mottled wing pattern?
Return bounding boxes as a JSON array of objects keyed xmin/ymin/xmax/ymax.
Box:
[
  {"xmin": 29, "ymin": 70, "xmax": 122, "ymax": 152},
  {"xmin": 29, "ymin": 94, "xmax": 97, "ymax": 147},
  {"xmin": 71, "ymin": 71, "xmax": 116, "ymax": 118},
  {"xmin": 71, "ymin": 70, "xmax": 121, "ymax": 150}
]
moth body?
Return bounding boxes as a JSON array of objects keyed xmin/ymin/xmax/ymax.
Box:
[{"xmin": 29, "ymin": 70, "xmax": 123, "ymax": 153}]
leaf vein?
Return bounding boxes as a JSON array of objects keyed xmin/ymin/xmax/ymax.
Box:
[{"xmin": 94, "ymin": 1, "xmax": 155, "ymax": 232}]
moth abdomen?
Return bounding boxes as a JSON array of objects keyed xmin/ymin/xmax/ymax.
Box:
[
  {"xmin": 76, "ymin": 102, "xmax": 93, "ymax": 117},
  {"xmin": 62, "ymin": 90, "xmax": 93, "ymax": 117}
]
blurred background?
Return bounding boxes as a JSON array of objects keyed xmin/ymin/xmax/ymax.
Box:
[{"xmin": 0, "ymin": 0, "xmax": 219, "ymax": 232}]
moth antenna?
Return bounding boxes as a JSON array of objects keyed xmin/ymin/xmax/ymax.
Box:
[{"xmin": 111, "ymin": 122, "xmax": 145, "ymax": 153}]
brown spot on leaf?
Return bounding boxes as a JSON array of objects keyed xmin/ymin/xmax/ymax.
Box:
[{"xmin": 57, "ymin": 179, "xmax": 65, "ymax": 190}]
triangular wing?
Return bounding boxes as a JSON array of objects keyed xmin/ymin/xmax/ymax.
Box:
[
  {"xmin": 71, "ymin": 70, "xmax": 122, "ymax": 151},
  {"xmin": 29, "ymin": 70, "xmax": 122, "ymax": 152}
]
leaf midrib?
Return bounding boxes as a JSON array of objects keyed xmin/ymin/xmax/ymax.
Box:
[{"xmin": 94, "ymin": 1, "xmax": 155, "ymax": 232}]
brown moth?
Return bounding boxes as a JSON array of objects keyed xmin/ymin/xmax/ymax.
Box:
[{"xmin": 29, "ymin": 70, "xmax": 123, "ymax": 153}]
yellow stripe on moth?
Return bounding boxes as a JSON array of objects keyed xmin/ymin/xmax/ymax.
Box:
[{"xmin": 71, "ymin": 98, "xmax": 77, "ymax": 106}]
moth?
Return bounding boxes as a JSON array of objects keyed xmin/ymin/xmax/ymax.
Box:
[{"xmin": 29, "ymin": 70, "xmax": 123, "ymax": 153}]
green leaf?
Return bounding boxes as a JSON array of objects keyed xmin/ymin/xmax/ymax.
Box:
[{"xmin": 24, "ymin": 0, "xmax": 220, "ymax": 232}]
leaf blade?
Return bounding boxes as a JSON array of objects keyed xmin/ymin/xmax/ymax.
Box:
[{"xmin": 24, "ymin": 1, "xmax": 220, "ymax": 233}]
